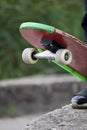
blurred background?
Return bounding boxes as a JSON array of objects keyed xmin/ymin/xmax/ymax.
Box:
[
  {"xmin": 0, "ymin": 0, "xmax": 86, "ymax": 130},
  {"xmin": 0, "ymin": 0, "xmax": 84, "ymax": 79}
]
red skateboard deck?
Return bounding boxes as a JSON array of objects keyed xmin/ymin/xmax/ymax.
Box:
[{"xmin": 19, "ymin": 22, "xmax": 87, "ymax": 81}]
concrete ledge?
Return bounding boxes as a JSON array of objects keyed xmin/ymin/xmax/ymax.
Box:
[
  {"xmin": 25, "ymin": 105, "xmax": 87, "ymax": 130},
  {"xmin": 0, "ymin": 75, "xmax": 86, "ymax": 117}
]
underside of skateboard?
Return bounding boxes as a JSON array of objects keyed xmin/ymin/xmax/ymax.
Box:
[{"xmin": 20, "ymin": 22, "xmax": 87, "ymax": 81}]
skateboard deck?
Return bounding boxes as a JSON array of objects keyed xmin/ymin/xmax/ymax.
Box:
[{"xmin": 19, "ymin": 22, "xmax": 87, "ymax": 81}]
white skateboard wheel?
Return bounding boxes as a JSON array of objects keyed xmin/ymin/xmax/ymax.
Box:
[
  {"xmin": 22, "ymin": 48, "xmax": 38, "ymax": 64},
  {"xmin": 55, "ymin": 49, "xmax": 72, "ymax": 65}
]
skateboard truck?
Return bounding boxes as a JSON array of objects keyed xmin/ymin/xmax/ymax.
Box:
[{"xmin": 22, "ymin": 48, "xmax": 72, "ymax": 65}]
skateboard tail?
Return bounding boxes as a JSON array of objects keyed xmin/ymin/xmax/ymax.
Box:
[
  {"xmin": 20, "ymin": 22, "xmax": 54, "ymax": 33},
  {"xmin": 38, "ymin": 49, "xmax": 87, "ymax": 81}
]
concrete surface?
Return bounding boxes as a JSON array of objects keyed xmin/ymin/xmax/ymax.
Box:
[
  {"xmin": 25, "ymin": 105, "xmax": 87, "ymax": 130},
  {"xmin": 0, "ymin": 75, "xmax": 87, "ymax": 130}
]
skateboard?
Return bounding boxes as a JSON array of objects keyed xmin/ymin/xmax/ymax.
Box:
[{"xmin": 19, "ymin": 22, "xmax": 87, "ymax": 81}]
